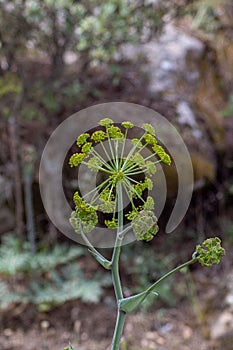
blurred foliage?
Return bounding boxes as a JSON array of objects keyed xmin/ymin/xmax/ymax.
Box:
[
  {"xmin": 0, "ymin": 233, "xmax": 111, "ymax": 311},
  {"xmin": 0, "ymin": 0, "xmax": 188, "ymax": 120},
  {"xmin": 21, "ymin": 105, "xmax": 44, "ymax": 121},
  {"xmin": 190, "ymin": 0, "xmax": 223, "ymax": 32},
  {"xmin": 0, "ymin": 73, "xmax": 22, "ymax": 119},
  {"xmin": 225, "ymin": 220, "xmax": 233, "ymax": 244},
  {"xmin": 222, "ymin": 95, "xmax": 233, "ymax": 117},
  {"xmin": 222, "ymin": 95, "xmax": 233, "ymax": 197},
  {"xmin": 0, "ymin": 73, "xmax": 22, "ymax": 97},
  {"xmin": 0, "ymin": 0, "xmax": 166, "ymax": 71},
  {"xmin": 0, "ymin": 234, "xmax": 84, "ymax": 274}
]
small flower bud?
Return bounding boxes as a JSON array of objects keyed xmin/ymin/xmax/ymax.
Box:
[
  {"xmin": 142, "ymin": 123, "xmax": 155, "ymax": 135},
  {"xmin": 69, "ymin": 153, "xmax": 86, "ymax": 167},
  {"xmin": 122, "ymin": 121, "xmax": 134, "ymax": 129},
  {"xmin": 69, "ymin": 209, "xmax": 98, "ymax": 234},
  {"xmin": 194, "ymin": 237, "xmax": 225, "ymax": 267},
  {"xmin": 98, "ymin": 118, "xmax": 113, "ymax": 127},
  {"xmin": 105, "ymin": 218, "xmax": 118, "ymax": 229},
  {"xmin": 81, "ymin": 142, "xmax": 93, "ymax": 154},
  {"xmin": 76, "ymin": 133, "xmax": 90, "ymax": 147},
  {"xmin": 91, "ymin": 130, "xmax": 107, "ymax": 142}
]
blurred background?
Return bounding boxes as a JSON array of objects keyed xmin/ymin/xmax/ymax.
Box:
[{"xmin": 0, "ymin": 0, "xmax": 233, "ymax": 349}]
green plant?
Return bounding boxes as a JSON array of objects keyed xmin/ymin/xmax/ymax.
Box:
[
  {"xmin": 191, "ymin": 0, "xmax": 222, "ymax": 32},
  {"xmin": 222, "ymin": 94, "xmax": 233, "ymax": 117},
  {"xmin": 223, "ymin": 219, "xmax": 233, "ymax": 244},
  {"xmin": 67, "ymin": 119, "xmax": 225, "ymax": 350},
  {"xmin": 0, "ymin": 233, "xmax": 111, "ymax": 311},
  {"xmin": 0, "ymin": 1, "xmax": 166, "ymax": 75}
]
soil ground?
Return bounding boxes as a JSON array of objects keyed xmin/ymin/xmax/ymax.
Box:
[{"xmin": 0, "ymin": 247, "xmax": 231, "ymax": 350}]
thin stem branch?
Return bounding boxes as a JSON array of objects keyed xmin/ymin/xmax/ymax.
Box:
[
  {"xmin": 83, "ymin": 177, "xmax": 111, "ymax": 201},
  {"xmin": 82, "ymin": 160, "xmax": 113, "ymax": 174},
  {"xmin": 108, "ymin": 135, "xmax": 117, "ymax": 167},
  {"xmin": 121, "ymin": 133, "xmax": 146, "ymax": 171},
  {"xmin": 146, "ymin": 258, "xmax": 197, "ymax": 294},
  {"xmin": 80, "ymin": 230, "xmax": 108, "ymax": 264},
  {"xmin": 100, "ymin": 141, "xmax": 115, "ymax": 169},
  {"xmin": 91, "ymin": 147, "xmax": 114, "ymax": 171},
  {"xmin": 124, "ymin": 178, "xmax": 145, "ymax": 203},
  {"xmin": 119, "ymin": 129, "xmax": 128, "ymax": 168}
]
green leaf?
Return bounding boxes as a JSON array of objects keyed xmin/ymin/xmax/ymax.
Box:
[{"xmin": 119, "ymin": 290, "xmax": 158, "ymax": 314}]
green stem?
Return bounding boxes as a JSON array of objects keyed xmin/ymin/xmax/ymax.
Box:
[
  {"xmin": 146, "ymin": 258, "xmax": 197, "ymax": 294},
  {"xmin": 121, "ymin": 133, "xmax": 146, "ymax": 171},
  {"xmin": 111, "ymin": 183, "xmax": 124, "ymax": 300},
  {"xmin": 100, "ymin": 141, "xmax": 115, "ymax": 169},
  {"xmin": 119, "ymin": 129, "xmax": 128, "ymax": 168},
  {"xmin": 80, "ymin": 230, "xmax": 108, "ymax": 264},
  {"xmin": 112, "ymin": 243, "xmax": 123, "ymax": 300},
  {"xmin": 111, "ymin": 310, "xmax": 126, "ymax": 350},
  {"xmin": 111, "ymin": 182, "xmax": 125, "ymax": 350},
  {"xmin": 118, "ymin": 225, "xmax": 132, "ymax": 239},
  {"xmin": 82, "ymin": 160, "xmax": 113, "ymax": 174},
  {"xmin": 124, "ymin": 178, "xmax": 145, "ymax": 203},
  {"xmin": 83, "ymin": 176, "xmax": 110, "ymax": 200},
  {"xmin": 91, "ymin": 147, "xmax": 115, "ymax": 171}
]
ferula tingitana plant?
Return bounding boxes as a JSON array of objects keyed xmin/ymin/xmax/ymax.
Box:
[{"xmin": 66, "ymin": 118, "xmax": 225, "ymax": 350}]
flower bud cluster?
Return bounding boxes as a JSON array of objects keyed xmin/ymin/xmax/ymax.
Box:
[{"xmin": 194, "ymin": 237, "xmax": 225, "ymax": 267}]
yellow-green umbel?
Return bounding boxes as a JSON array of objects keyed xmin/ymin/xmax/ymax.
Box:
[{"xmin": 69, "ymin": 119, "xmax": 171, "ymax": 240}]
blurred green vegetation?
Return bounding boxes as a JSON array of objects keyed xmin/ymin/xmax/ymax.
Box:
[
  {"xmin": 0, "ymin": 233, "xmax": 111, "ymax": 311},
  {"xmin": 222, "ymin": 95, "xmax": 233, "ymax": 117},
  {"xmin": 0, "ymin": 0, "xmax": 168, "ymax": 121}
]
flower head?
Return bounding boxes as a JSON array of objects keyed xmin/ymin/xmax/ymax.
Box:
[
  {"xmin": 69, "ymin": 153, "xmax": 86, "ymax": 167},
  {"xmin": 91, "ymin": 130, "xmax": 107, "ymax": 143},
  {"xmin": 69, "ymin": 119, "xmax": 171, "ymax": 241},
  {"xmin": 142, "ymin": 123, "xmax": 155, "ymax": 135},
  {"xmin": 76, "ymin": 133, "xmax": 90, "ymax": 147},
  {"xmin": 131, "ymin": 210, "xmax": 159, "ymax": 241},
  {"xmin": 194, "ymin": 237, "xmax": 225, "ymax": 267},
  {"xmin": 98, "ymin": 118, "xmax": 113, "ymax": 127},
  {"xmin": 122, "ymin": 121, "xmax": 134, "ymax": 129}
]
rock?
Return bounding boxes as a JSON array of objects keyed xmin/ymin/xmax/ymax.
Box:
[
  {"xmin": 177, "ymin": 101, "xmax": 200, "ymax": 130},
  {"xmin": 143, "ymin": 24, "xmax": 205, "ymax": 99},
  {"xmin": 40, "ymin": 320, "xmax": 50, "ymax": 330},
  {"xmin": 121, "ymin": 23, "xmax": 226, "ymax": 189},
  {"xmin": 182, "ymin": 325, "xmax": 192, "ymax": 340},
  {"xmin": 194, "ymin": 56, "xmax": 225, "ymax": 151},
  {"xmin": 225, "ymin": 272, "xmax": 233, "ymax": 308},
  {"xmin": 209, "ymin": 272, "xmax": 233, "ymax": 349},
  {"xmin": 3, "ymin": 328, "xmax": 13, "ymax": 337},
  {"xmin": 210, "ymin": 310, "xmax": 233, "ymax": 339},
  {"xmin": 210, "ymin": 310, "xmax": 233, "ymax": 350},
  {"xmin": 74, "ymin": 320, "xmax": 81, "ymax": 334}
]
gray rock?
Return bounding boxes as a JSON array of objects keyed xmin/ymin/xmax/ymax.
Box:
[
  {"xmin": 210, "ymin": 310, "xmax": 233, "ymax": 339},
  {"xmin": 225, "ymin": 272, "xmax": 233, "ymax": 308},
  {"xmin": 121, "ymin": 23, "xmax": 223, "ymax": 184}
]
